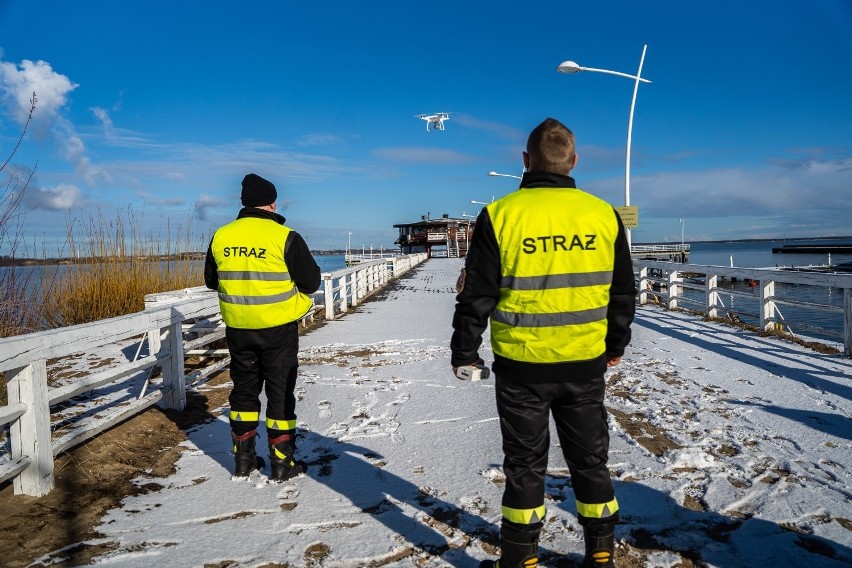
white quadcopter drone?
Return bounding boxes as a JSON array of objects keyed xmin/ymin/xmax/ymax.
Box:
[{"xmin": 416, "ymin": 112, "xmax": 450, "ymax": 132}]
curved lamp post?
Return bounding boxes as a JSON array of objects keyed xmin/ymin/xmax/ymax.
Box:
[{"xmin": 557, "ymin": 45, "xmax": 651, "ymax": 247}]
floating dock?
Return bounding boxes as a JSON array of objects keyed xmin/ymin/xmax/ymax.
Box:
[{"xmin": 772, "ymin": 244, "xmax": 852, "ymax": 254}]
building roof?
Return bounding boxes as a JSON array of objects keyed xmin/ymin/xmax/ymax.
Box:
[{"xmin": 393, "ymin": 215, "xmax": 474, "ymax": 229}]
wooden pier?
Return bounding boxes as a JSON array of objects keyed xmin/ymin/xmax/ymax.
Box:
[
  {"xmin": 2, "ymin": 259, "xmax": 850, "ymax": 567},
  {"xmin": 630, "ymin": 243, "xmax": 690, "ymax": 262}
]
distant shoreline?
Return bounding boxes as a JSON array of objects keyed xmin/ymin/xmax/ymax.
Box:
[{"xmin": 639, "ymin": 235, "xmax": 852, "ymax": 246}]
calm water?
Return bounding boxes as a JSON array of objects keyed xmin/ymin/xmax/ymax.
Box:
[
  {"xmin": 314, "ymin": 254, "xmax": 347, "ymax": 272},
  {"xmin": 0, "ymin": 254, "xmax": 350, "ymax": 292},
  {"xmin": 684, "ymin": 237, "xmax": 852, "ymax": 269},
  {"xmin": 652, "ymin": 237, "xmax": 852, "ymax": 342}
]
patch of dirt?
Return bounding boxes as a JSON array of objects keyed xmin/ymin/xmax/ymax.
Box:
[
  {"xmin": 607, "ymin": 407, "xmax": 682, "ymax": 457},
  {"xmin": 0, "ymin": 370, "xmax": 232, "ymax": 568}
]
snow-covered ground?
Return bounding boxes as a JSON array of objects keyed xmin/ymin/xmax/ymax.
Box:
[{"xmin": 48, "ymin": 259, "xmax": 851, "ymax": 567}]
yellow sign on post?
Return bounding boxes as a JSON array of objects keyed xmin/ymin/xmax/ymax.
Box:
[{"xmin": 614, "ymin": 206, "xmax": 639, "ymax": 228}]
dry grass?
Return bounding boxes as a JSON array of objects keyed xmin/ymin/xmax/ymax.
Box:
[
  {"xmin": 0, "ymin": 264, "xmax": 42, "ymax": 337},
  {"xmin": 39, "ymin": 209, "xmax": 204, "ymax": 328},
  {"xmin": 0, "ymin": 209, "xmax": 204, "ymax": 405}
]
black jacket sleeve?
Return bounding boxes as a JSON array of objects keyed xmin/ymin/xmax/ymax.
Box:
[
  {"xmin": 605, "ymin": 213, "xmax": 637, "ymax": 357},
  {"xmin": 450, "ymin": 208, "xmax": 501, "ymax": 367},
  {"xmin": 284, "ymin": 231, "xmax": 322, "ymax": 294},
  {"xmin": 204, "ymin": 240, "xmax": 218, "ymax": 290}
]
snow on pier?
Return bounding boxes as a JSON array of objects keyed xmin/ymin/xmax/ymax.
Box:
[{"xmin": 37, "ymin": 259, "xmax": 852, "ymax": 567}]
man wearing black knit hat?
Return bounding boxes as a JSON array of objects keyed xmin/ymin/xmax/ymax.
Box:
[{"xmin": 205, "ymin": 173, "xmax": 320, "ymax": 482}]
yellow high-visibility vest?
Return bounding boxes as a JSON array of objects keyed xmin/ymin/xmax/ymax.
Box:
[
  {"xmin": 486, "ymin": 187, "xmax": 619, "ymax": 363},
  {"xmin": 210, "ymin": 218, "xmax": 313, "ymax": 329}
]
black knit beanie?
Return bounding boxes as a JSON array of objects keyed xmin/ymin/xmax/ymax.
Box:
[{"xmin": 240, "ymin": 173, "xmax": 277, "ymax": 207}]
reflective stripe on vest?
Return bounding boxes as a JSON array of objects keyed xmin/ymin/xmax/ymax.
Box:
[
  {"xmin": 486, "ymin": 187, "xmax": 619, "ymax": 363},
  {"xmin": 211, "ymin": 218, "xmax": 313, "ymax": 329}
]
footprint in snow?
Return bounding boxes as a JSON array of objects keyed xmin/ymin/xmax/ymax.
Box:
[{"xmin": 318, "ymin": 400, "xmax": 332, "ymax": 418}]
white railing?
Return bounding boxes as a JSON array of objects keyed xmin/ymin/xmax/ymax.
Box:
[
  {"xmin": 320, "ymin": 253, "xmax": 427, "ymax": 320},
  {"xmin": 635, "ymin": 260, "xmax": 852, "ymax": 358},
  {"xmin": 631, "ymin": 244, "xmax": 690, "ymax": 262},
  {"xmin": 344, "ymin": 252, "xmax": 399, "ymax": 265},
  {"xmin": 0, "ymin": 293, "xmax": 221, "ymax": 497},
  {"xmin": 0, "ymin": 253, "xmax": 427, "ymax": 496},
  {"xmin": 631, "ymin": 243, "xmax": 690, "ymax": 254}
]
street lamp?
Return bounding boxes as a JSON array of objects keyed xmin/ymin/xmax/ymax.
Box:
[
  {"xmin": 347, "ymin": 231, "xmax": 352, "ymax": 256},
  {"xmin": 487, "ymin": 171, "xmax": 522, "ymax": 180},
  {"xmin": 679, "ymin": 218, "xmax": 685, "ymax": 249},
  {"xmin": 557, "ymin": 45, "xmax": 651, "ymax": 248}
]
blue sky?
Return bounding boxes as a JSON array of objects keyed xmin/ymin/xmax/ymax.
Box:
[{"xmin": 1, "ymin": 1, "xmax": 851, "ymax": 254}]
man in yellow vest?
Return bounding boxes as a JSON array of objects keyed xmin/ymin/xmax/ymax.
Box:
[
  {"xmin": 451, "ymin": 118, "xmax": 636, "ymax": 568},
  {"xmin": 205, "ymin": 173, "xmax": 320, "ymax": 482}
]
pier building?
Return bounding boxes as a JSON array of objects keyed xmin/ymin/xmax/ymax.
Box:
[{"xmin": 393, "ymin": 213, "xmax": 474, "ymax": 258}]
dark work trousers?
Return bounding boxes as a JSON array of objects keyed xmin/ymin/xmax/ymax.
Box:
[
  {"xmin": 226, "ymin": 322, "xmax": 299, "ymax": 439},
  {"xmin": 495, "ymin": 373, "xmax": 616, "ymax": 525}
]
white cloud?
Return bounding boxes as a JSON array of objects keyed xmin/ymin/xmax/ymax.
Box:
[
  {"xmin": 595, "ymin": 151, "xmax": 852, "ymax": 240},
  {"xmin": 91, "ymin": 106, "xmax": 115, "ymax": 137},
  {"xmin": 194, "ymin": 193, "xmax": 229, "ymax": 221},
  {"xmin": 372, "ymin": 146, "xmax": 474, "ymax": 164},
  {"xmin": 0, "ymin": 58, "xmax": 77, "ymax": 127},
  {"xmin": 630, "ymin": 155, "xmax": 852, "ymax": 220},
  {"xmin": 55, "ymin": 121, "xmax": 110, "ymax": 184},
  {"xmin": 0, "ymin": 56, "xmax": 108, "ymax": 186},
  {"xmin": 297, "ymin": 133, "xmax": 344, "ymax": 146},
  {"xmin": 23, "ymin": 183, "xmax": 86, "ymax": 211},
  {"xmin": 136, "ymin": 190, "xmax": 187, "ymax": 207},
  {"xmin": 452, "ymin": 114, "xmax": 525, "ymax": 141}
]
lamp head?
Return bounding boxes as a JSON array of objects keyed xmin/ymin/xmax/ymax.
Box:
[{"xmin": 556, "ymin": 61, "xmax": 582, "ymax": 74}]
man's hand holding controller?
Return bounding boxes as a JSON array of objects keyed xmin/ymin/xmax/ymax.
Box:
[{"xmin": 452, "ymin": 359, "xmax": 491, "ymax": 381}]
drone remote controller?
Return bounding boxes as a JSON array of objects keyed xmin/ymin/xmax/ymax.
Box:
[{"xmin": 455, "ymin": 363, "xmax": 491, "ymax": 381}]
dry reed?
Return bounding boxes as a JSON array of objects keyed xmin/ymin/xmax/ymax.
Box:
[{"xmin": 40, "ymin": 209, "xmax": 204, "ymax": 328}]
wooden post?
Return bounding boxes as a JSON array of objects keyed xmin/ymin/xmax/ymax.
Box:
[
  {"xmin": 760, "ymin": 280, "xmax": 776, "ymax": 332},
  {"xmin": 339, "ymin": 274, "xmax": 348, "ymax": 314},
  {"xmin": 667, "ymin": 270, "xmax": 681, "ymax": 310},
  {"xmin": 706, "ymin": 274, "xmax": 720, "ymax": 319},
  {"xmin": 351, "ymin": 270, "xmax": 360, "ymax": 308},
  {"xmin": 144, "ymin": 294, "xmax": 163, "ymax": 358},
  {"xmin": 7, "ymin": 360, "xmax": 54, "ymax": 496},
  {"xmin": 844, "ymin": 288, "xmax": 851, "ymax": 357},
  {"xmin": 323, "ymin": 274, "xmax": 335, "ymax": 320},
  {"xmin": 147, "ymin": 329, "xmax": 162, "ymax": 360},
  {"xmin": 160, "ymin": 321, "xmax": 186, "ymax": 410},
  {"xmin": 639, "ymin": 267, "xmax": 649, "ymax": 305}
]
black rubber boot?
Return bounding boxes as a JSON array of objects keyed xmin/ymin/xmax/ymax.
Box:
[
  {"xmin": 581, "ymin": 522, "xmax": 615, "ymax": 567},
  {"xmin": 232, "ymin": 430, "xmax": 260, "ymax": 477},
  {"xmin": 268, "ymin": 433, "xmax": 306, "ymax": 482},
  {"xmin": 480, "ymin": 521, "xmax": 540, "ymax": 568}
]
